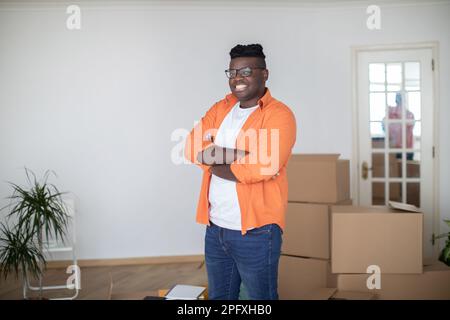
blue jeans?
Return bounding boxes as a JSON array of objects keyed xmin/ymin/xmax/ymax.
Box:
[{"xmin": 204, "ymin": 221, "xmax": 282, "ymax": 300}]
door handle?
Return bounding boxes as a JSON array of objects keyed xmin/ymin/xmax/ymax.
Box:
[{"xmin": 362, "ymin": 161, "xmax": 372, "ymax": 180}]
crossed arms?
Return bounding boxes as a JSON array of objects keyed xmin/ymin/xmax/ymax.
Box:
[
  {"xmin": 184, "ymin": 102, "xmax": 296, "ymax": 184},
  {"xmin": 197, "ymin": 145, "xmax": 248, "ymax": 182}
]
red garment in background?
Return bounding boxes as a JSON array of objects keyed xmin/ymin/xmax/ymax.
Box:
[{"xmin": 388, "ymin": 106, "xmax": 415, "ymax": 148}]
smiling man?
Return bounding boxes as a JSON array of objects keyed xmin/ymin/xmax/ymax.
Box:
[{"xmin": 185, "ymin": 44, "xmax": 296, "ymax": 300}]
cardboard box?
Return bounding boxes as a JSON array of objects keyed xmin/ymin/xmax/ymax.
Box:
[
  {"xmin": 371, "ymin": 154, "xmax": 401, "ymax": 202},
  {"xmin": 406, "ymin": 160, "xmax": 420, "ymax": 178},
  {"xmin": 287, "ymin": 154, "xmax": 350, "ymax": 203},
  {"xmin": 278, "ymin": 255, "xmax": 335, "ymax": 299},
  {"xmin": 372, "ymin": 164, "xmax": 400, "ymax": 178},
  {"xmin": 303, "ymin": 288, "xmax": 377, "ymax": 300},
  {"xmin": 372, "ymin": 153, "xmax": 398, "ymax": 167},
  {"xmin": 372, "ymin": 182, "xmax": 402, "ymax": 204},
  {"xmin": 389, "ymin": 183, "xmax": 402, "ymax": 202},
  {"xmin": 336, "ymin": 262, "xmax": 450, "ymax": 300},
  {"xmin": 331, "ymin": 205, "xmax": 423, "ymax": 274},
  {"xmin": 371, "ymin": 154, "xmax": 401, "ymax": 203},
  {"xmin": 371, "ymin": 183, "xmax": 385, "ymax": 205},
  {"xmin": 407, "ymin": 183, "xmax": 420, "ymax": 208},
  {"xmin": 371, "ymin": 137, "xmax": 385, "ymax": 149},
  {"xmin": 283, "ymin": 200, "xmax": 352, "ymax": 259}
]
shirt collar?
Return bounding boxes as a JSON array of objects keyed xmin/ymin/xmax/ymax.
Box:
[{"xmin": 225, "ymin": 87, "xmax": 272, "ymax": 109}]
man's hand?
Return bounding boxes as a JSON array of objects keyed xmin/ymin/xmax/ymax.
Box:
[
  {"xmin": 209, "ymin": 164, "xmax": 238, "ymax": 182},
  {"xmin": 197, "ymin": 145, "xmax": 249, "ymax": 165}
]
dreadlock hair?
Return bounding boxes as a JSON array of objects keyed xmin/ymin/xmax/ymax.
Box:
[{"xmin": 229, "ymin": 44, "xmax": 266, "ymax": 68}]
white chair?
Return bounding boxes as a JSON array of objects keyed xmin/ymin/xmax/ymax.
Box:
[{"xmin": 24, "ymin": 197, "xmax": 80, "ymax": 300}]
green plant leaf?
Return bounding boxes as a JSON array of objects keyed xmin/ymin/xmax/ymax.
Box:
[
  {"xmin": 441, "ymin": 246, "xmax": 450, "ymax": 264},
  {"xmin": 0, "ymin": 168, "xmax": 70, "ymax": 281},
  {"xmin": 0, "ymin": 222, "xmax": 45, "ymax": 280}
]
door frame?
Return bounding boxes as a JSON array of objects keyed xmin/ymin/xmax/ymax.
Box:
[{"xmin": 351, "ymin": 42, "xmax": 441, "ymax": 257}]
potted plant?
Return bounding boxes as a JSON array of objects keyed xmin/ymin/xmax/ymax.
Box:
[
  {"xmin": 436, "ymin": 219, "xmax": 450, "ymax": 267},
  {"xmin": 0, "ymin": 222, "xmax": 45, "ymax": 298},
  {"xmin": 0, "ymin": 168, "xmax": 70, "ymax": 299}
]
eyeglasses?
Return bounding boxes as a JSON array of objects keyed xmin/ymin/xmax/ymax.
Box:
[{"xmin": 224, "ymin": 66, "xmax": 266, "ymax": 79}]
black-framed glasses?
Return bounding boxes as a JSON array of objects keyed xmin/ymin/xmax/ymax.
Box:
[{"xmin": 224, "ymin": 66, "xmax": 266, "ymax": 79}]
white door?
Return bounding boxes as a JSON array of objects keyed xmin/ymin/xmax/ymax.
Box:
[{"xmin": 356, "ymin": 48, "xmax": 435, "ymax": 259}]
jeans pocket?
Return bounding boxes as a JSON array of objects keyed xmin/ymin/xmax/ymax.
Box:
[{"xmin": 246, "ymin": 224, "xmax": 272, "ymax": 236}]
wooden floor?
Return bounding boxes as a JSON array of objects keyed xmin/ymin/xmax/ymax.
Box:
[{"xmin": 0, "ymin": 261, "xmax": 207, "ymax": 300}]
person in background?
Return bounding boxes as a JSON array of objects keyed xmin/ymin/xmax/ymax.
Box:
[{"xmin": 383, "ymin": 92, "xmax": 415, "ymax": 160}]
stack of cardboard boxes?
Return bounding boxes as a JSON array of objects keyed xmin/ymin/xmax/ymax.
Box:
[
  {"xmin": 280, "ymin": 154, "xmax": 367, "ymax": 299},
  {"xmin": 332, "ymin": 204, "xmax": 450, "ymax": 299},
  {"xmin": 280, "ymin": 154, "xmax": 450, "ymax": 300}
]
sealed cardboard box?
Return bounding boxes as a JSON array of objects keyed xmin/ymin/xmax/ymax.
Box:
[
  {"xmin": 278, "ymin": 255, "xmax": 334, "ymax": 299},
  {"xmin": 287, "ymin": 154, "xmax": 350, "ymax": 203},
  {"xmin": 283, "ymin": 200, "xmax": 352, "ymax": 259},
  {"xmin": 336, "ymin": 262, "xmax": 450, "ymax": 300},
  {"xmin": 331, "ymin": 205, "xmax": 423, "ymax": 274}
]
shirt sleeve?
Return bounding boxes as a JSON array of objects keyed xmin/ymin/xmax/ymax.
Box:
[
  {"xmin": 184, "ymin": 102, "xmax": 219, "ymax": 171},
  {"xmin": 230, "ymin": 107, "xmax": 297, "ymax": 184}
]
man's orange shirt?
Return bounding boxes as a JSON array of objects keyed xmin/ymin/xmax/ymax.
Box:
[{"xmin": 185, "ymin": 89, "xmax": 297, "ymax": 234}]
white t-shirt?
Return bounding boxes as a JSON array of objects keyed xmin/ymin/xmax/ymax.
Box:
[{"xmin": 208, "ymin": 102, "xmax": 259, "ymax": 230}]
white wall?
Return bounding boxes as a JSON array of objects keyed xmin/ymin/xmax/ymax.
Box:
[{"xmin": 0, "ymin": 0, "xmax": 449, "ymax": 259}]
